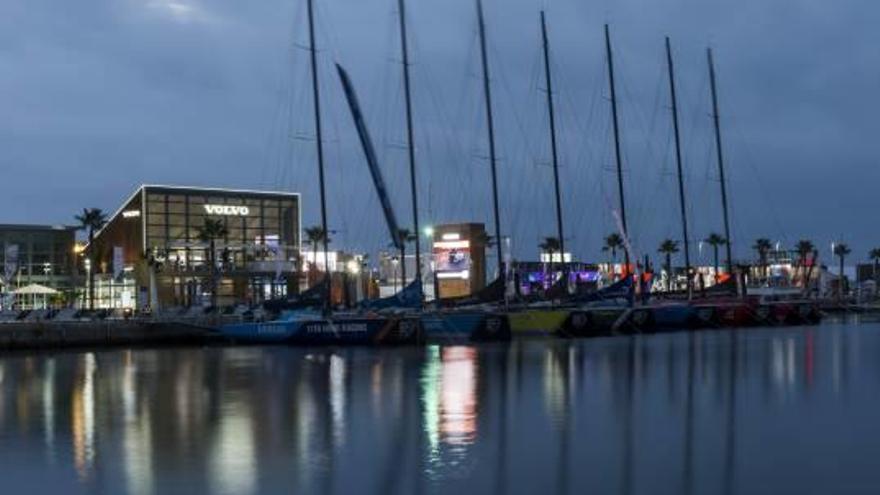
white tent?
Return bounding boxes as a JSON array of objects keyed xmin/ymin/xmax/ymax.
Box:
[
  {"xmin": 14, "ymin": 283, "xmax": 58, "ymax": 310},
  {"xmin": 14, "ymin": 284, "xmax": 58, "ymax": 295}
]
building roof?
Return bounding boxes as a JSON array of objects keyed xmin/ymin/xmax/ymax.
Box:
[
  {"xmin": 0, "ymin": 224, "xmax": 78, "ymax": 232},
  {"xmin": 141, "ymin": 184, "xmax": 299, "ymax": 197}
]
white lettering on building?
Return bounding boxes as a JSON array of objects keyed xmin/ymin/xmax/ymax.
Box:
[{"xmin": 204, "ymin": 205, "xmax": 250, "ymax": 216}]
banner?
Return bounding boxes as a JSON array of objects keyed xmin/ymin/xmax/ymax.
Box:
[
  {"xmin": 4, "ymin": 244, "xmax": 19, "ymax": 283},
  {"xmin": 272, "ymin": 246, "xmax": 284, "ymax": 282},
  {"xmin": 113, "ymin": 246, "xmax": 124, "ymax": 281}
]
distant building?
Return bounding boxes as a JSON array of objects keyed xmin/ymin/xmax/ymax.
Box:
[
  {"xmin": 86, "ymin": 185, "xmax": 301, "ymax": 309},
  {"xmin": 856, "ymin": 263, "xmax": 879, "ymax": 284},
  {"xmin": 0, "ymin": 224, "xmax": 79, "ymax": 306}
]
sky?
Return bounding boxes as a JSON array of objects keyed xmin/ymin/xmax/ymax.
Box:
[{"xmin": 1, "ymin": 0, "xmax": 878, "ymax": 268}]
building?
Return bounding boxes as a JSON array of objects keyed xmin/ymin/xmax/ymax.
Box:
[
  {"xmin": 431, "ymin": 223, "xmax": 487, "ymax": 299},
  {"xmin": 86, "ymin": 185, "xmax": 300, "ymax": 309},
  {"xmin": 0, "ymin": 224, "xmax": 79, "ymax": 307}
]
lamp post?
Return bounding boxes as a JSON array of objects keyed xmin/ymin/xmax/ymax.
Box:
[
  {"xmin": 83, "ymin": 259, "xmax": 91, "ymax": 310},
  {"xmin": 391, "ymin": 256, "xmax": 399, "ymax": 293}
]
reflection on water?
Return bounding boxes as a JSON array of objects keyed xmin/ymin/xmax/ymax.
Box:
[{"xmin": 2, "ymin": 319, "xmax": 880, "ymax": 494}]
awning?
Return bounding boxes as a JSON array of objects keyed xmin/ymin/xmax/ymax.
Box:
[{"xmin": 13, "ymin": 283, "xmax": 59, "ymax": 295}]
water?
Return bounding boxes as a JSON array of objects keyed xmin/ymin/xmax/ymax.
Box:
[{"xmin": 1, "ymin": 317, "xmax": 880, "ymax": 494}]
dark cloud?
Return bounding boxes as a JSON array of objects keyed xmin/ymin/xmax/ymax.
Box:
[{"xmin": 1, "ymin": 0, "xmax": 877, "ymax": 266}]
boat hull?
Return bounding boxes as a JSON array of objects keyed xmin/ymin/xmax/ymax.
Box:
[
  {"xmin": 219, "ymin": 315, "xmax": 423, "ymax": 346},
  {"xmin": 507, "ymin": 309, "xmax": 570, "ymax": 338},
  {"xmin": 563, "ymin": 306, "xmax": 628, "ymax": 337},
  {"xmin": 421, "ymin": 311, "xmax": 511, "ymax": 342}
]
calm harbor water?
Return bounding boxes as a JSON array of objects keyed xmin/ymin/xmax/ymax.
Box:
[{"xmin": 2, "ymin": 317, "xmax": 880, "ymax": 494}]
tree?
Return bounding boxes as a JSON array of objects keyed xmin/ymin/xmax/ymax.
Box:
[
  {"xmin": 396, "ymin": 228, "xmax": 417, "ymax": 286},
  {"xmin": 870, "ymin": 248, "xmax": 880, "ymax": 287},
  {"xmin": 539, "ymin": 236, "xmax": 562, "ymax": 282},
  {"xmin": 833, "ymin": 243, "xmax": 851, "ymax": 300},
  {"xmin": 75, "ymin": 208, "xmax": 108, "ymax": 310},
  {"xmin": 304, "ymin": 225, "xmax": 331, "ymax": 274},
  {"xmin": 602, "ymin": 233, "xmax": 624, "ymax": 264},
  {"xmin": 704, "ymin": 233, "xmax": 728, "ymax": 283},
  {"xmin": 657, "ymin": 239, "xmax": 680, "ymax": 291},
  {"xmin": 752, "ymin": 238, "xmax": 773, "ymax": 282},
  {"xmin": 197, "ymin": 219, "xmax": 229, "ymax": 308},
  {"xmin": 795, "ymin": 239, "xmax": 815, "ymax": 287}
]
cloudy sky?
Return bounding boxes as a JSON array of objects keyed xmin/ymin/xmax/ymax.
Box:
[{"xmin": 1, "ymin": 0, "xmax": 878, "ymax": 266}]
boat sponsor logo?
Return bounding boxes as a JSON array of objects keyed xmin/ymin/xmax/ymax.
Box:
[
  {"xmin": 632, "ymin": 310, "xmax": 649, "ymax": 326},
  {"xmin": 571, "ymin": 312, "xmax": 589, "ymax": 329},
  {"xmin": 422, "ymin": 319, "xmax": 444, "ymax": 332},
  {"xmin": 204, "ymin": 204, "xmax": 250, "ymax": 216},
  {"xmin": 697, "ymin": 308, "xmax": 714, "ymax": 322},
  {"xmin": 485, "ymin": 316, "xmax": 502, "ymax": 334},
  {"xmin": 304, "ymin": 322, "xmax": 369, "ymax": 334},
  {"xmin": 257, "ymin": 323, "xmax": 288, "ymax": 335},
  {"xmin": 756, "ymin": 306, "xmax": 770, "ymax": 320},
  {"xmin": 398, "ymin": 319, "xmax": 417, "ymax": 339}
]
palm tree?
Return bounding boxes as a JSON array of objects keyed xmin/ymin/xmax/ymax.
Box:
[
  {"xmin": 396, "ymin": 228, "xmax": 417, "ymax": 285},
  {"xmin": 870, "ymin": 248, "xmax": 880, "ymax": 287},
  {"xmin": 539, "ymin": 236, "xmax": 562, "ymax": 282},
  {"xmin": 833, "ymin": 243, "xmax": 851, "ymax": 300},
  {"xmin": 752, "ymin": 238, "xmax": 773, "ymax": 281},
  {"xmin": 657, "ymin": 239, "xmax": 680, "ymax": 291},
  {"xmin": 75, "ymin": 208, "xmax": 108, "ymax": 310},
  {"xmin": 196, "ymin": 219, "xmax": 229, "ymax": 308},
  {"xmin": 704, "ymin": 233, "xmax": 727, "ymax": 283},
  {"xmin": 602, "ymin": 233, "xmax": 624, "ymax": 264},
  {"xmin": 304, "ymin": 225, "xmax": 330, "ymax": 273},
  {"xmin": 795, "ymin": 239, "xmax": 815, "ymax": 286}
]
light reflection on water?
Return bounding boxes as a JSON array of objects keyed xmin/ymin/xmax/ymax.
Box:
[{"xmin": 1, "ymin": 319, "xmax": 880, "ymax": 494}]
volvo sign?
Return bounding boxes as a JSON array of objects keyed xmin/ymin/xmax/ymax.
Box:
[{"xmin": 204, "ymin": 205, "xmax": 250, "ymax": 216}]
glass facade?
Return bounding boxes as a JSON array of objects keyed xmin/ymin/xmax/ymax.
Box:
[
  {"xmin": 0, "ymin": 224, "xmax": 78, "ymax": 308},
  {"xmin": 89, "ymin": 186, "xmax": 301, "ymax": 309}
]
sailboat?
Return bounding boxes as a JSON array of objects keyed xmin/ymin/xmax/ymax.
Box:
[
  {"xmin": 503, "ymin": 10, "xmax": 576, "ymax": 338},
  {"xmin": 218, "ymin": 0, "xmax": 422, "ymax": 346},
  {"xmin": 380, "ymin": 0, "xmax": 513, "ymax": 342},
  {"xmin": 697, "ymin": 48, "xmax": 820, "ymax": 328}
]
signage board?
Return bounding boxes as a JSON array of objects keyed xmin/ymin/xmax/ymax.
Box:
[
  {"xmin": 204, "ymin": 205, "xmax": 250, "ymax": 216},
  {"xmin": 434, "ymin": 239, "xmax": 471, "ymax": 273}
]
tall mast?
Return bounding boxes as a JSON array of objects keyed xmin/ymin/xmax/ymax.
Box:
[
  {"xmin": 307, "ymin": 0, "xmax": 330, "ymax": 313},
  {"xmin": 540, "ymin": 11, "xmax": 566, "ymax": 271},
  {"xmin": 605, "ymin": 24, "xmax": 630, "ymax": 271},
  {"xmin": 665, "ymin": 37, "xmax": 692, "ymax": 298},
  {"xmin": 397, "ymin": 0, "xmax": 422, "ymax": 289},
  {"xmin": 477, "ymin": 0, "xmax": 504, "ymax": 284},
  {"xmin": 708, "ymin": 48, "xmax": 733, "ymax": 274}
]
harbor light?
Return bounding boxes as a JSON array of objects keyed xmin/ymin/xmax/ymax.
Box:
[{"xmin": 346, "ymin": 259, "xmax": 360, "ymax": 274}]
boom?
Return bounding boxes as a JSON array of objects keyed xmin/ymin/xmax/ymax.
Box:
[{"xmin": 336, "ymin": 64, "xmax": 404, "ymax": 251}]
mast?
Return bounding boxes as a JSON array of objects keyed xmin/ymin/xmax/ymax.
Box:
[
  {"xmin": 665, "ymin": 37, "xmax": 692, "ymax": 298},
  {"xmin": 397, "ymin": 0, "xmax": 422, "ymax": 291},
  {"xmin": 540, "ymin": 11, "xmax": 566, "ymax": 272},
  {"xmin": 477, "ymin": 0, "xmax": 504, "ymax": 284},
  {"xmin": 708, "ymin": 48, "xmax": 733, "ymax": 274},
  {"xmin": 307, "ymin": 0, "xmax": 331, "ymax": 313},
  {"xmin": 605, "ymin": 24, "xmax": 630, "ymax": 271}
]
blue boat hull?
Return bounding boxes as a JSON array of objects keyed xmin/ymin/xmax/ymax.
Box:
[
  {"xmin": 421, "ymin": 311, "xmax": 511, "ymax": 342},
  {"xmin": 219, "ymin": 315, "xmax": 423, "ymax": 346}
]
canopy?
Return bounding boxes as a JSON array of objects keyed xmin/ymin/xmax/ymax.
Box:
[{"xmin": 14, "ymin": 283, "xmax": 58, "ymax": 295}]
